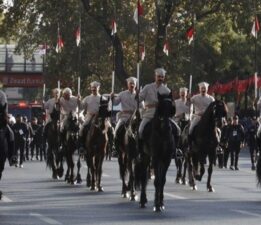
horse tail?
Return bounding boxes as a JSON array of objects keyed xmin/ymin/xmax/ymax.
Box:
[{"xmin": 256, "ymin": 155, "xmax": 261, "ymax": 186}]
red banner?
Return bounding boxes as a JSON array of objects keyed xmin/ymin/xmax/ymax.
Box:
[
  {"xmin": 208, "ymin": 75, "xmax": 260, "ymax": 95},
  {"xmin": 0, "ymin": 73, "xmax": 43, "ymax": 87}
]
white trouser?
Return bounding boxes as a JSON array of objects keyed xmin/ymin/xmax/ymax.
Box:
[
  {"xmin": 189, "ymin": 115, "xmax": 201, "ymax": 134},
  {"xmin": 138, "ymin": 117, "xmax": 151, "ymax": 139},
  {"xmin": 60, "ymin": 114, "xmax": 68, "ymax": 132},
  {"xmin": 114, "ymin": 118, "xmax": 128, "ymax": 135}
]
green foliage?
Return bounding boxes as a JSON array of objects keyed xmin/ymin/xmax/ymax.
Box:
[{"xmin": 0, "ymin": 0, "xmax": 261, "ymax": 98}]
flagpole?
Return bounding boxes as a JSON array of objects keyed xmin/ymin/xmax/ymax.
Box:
[
  {"xmin": 111, "ymin": 4, "xmax": 117, "ymax": 122},
  {"xmin": 189, "ymin": 2, "xmax": 195, "ymax": 96},
  {"xmin": 137, "ymin": 0, "xmax": 141, "ymax": 111},
  {"xmin": 78, "ymin": 8, "xmax": 82, "ymax": 91}
]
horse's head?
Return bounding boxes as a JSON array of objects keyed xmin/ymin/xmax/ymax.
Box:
[
  {"xmin": 156, "ymin": 92, "xmax": 175, "ymax": 119},
  {"xmin": 154, "ymin": 92, "xmax": 174, "ymax": 133},
  {"xmin": 50, "ymin": 104, "xmax": 60, "ymax": 121},
  {"xmin": 64, "ymin": 112, "xmax": 79, "ymax": 134},
  {"xmin": 212, "ymin": 100, "xmax": 228, "ymax": 124},
  {"xmin": 98, "ymin": 96, "xmax": 110, "ymax": 118},
  {"xmin": 127, "ymin": 110, "xmax": 141, "ymax": 133},
  {"xmin": 0, "ymin": 103, "xmax": 7, "ymax": 128}
]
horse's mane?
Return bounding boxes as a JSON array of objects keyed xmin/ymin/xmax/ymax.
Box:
[
  {"xmin": 198, "ymin": 101, "xmax": 216, "ymax": 126},
  {"xmin": 154, "ymin": 92, "xmax": 174, "ymax": 119},
  {"xmin": 195, "ymin": 100, "xmax": 227, "ymax": 136}
]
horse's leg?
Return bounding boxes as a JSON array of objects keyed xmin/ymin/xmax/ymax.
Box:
[
  {"xmin": 76, "ymin": 155, "xmax": 82, "ymax": 184},
  {"xmin": 49, "ymin": 148, "xmax": 58, "ymax": 179},
  {"xmin": 182, "ymin": 156, "xmax": 188, "ymax": 185},
  {"xmin": 64, "ymin": 151, "xmax": 70, "ymax": 182},
  {"xmin": 118, "ymin": 150, "xmax": 127, "ymax": 197},
  {"xmin": 197, "ymin": 152, "xmax": 206, "ymax": 181},
  {"xmin": 175, "ymin": 157, "xmax": 182, "ymax": 184},
  {"xmin": 128, "ymin": 158, "xmax": 136, "ymax": 201},
  {"xmin": 86, "ymin": 158, "xmax": 91, "ymax": 188},
  {"xmin": 96, "ymin": 153, "xmax": 105, "ymax": 192},
  {"xmin": 56, "ymin": 149, "xmax": 64, "ymax": 178},
  {"xmin": 139, "ymin": 153, "xmax": 149, "ymax": 208},
  {"xmin": 207, "ymin": 154, "xmax": 215, "ymax": 192},
  {"xmin": 188, "ymin": 153, "xmax": 197, "ymax": 190},
  {"xmin": 153, "ymin": 159, "xmax": 161, "ymax": 212},
  {"xmin": 90, "ymin": 157, "xmax": 95, "ymax": 190},
  {"xmin": 69, "ymin": 151, "xmax": 75, "ymax": 184}
]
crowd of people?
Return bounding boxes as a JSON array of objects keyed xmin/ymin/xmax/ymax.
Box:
[{"xmin": 0, "ymin": 68, "xmax": 260, "ymax": 172}]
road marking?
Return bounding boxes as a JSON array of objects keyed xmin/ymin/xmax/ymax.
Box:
[
  {"xmin": 232, "ymin": 209, "xmax": 261, "ymax": 218},
  {"xmin": 1, "ymin": 196, "xmax": 13, "ymax": 202},
  {"xmin": 164, "ymin": 192, "xmax": 187, "ymax": 199},
  {"xmin": 30, "ymin": 213, "xmax": 62, "ymax": 225}
]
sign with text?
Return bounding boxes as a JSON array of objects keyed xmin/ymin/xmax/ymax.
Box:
[{"xmin": 0, "ymin": 74, "xmax": 43, "ymax": 87}]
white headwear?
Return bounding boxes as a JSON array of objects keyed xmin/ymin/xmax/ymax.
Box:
[
  {"xmin": 90, "ymin": 81, "xmax": 101, "ymax": 88},
  {"xmin": 53, "ymin": 88, "xmax": 60, "ymax": 95},
  {"xmin": 198, "ymin": 82, "xmax": 209, "ymax": 89},
  {"xmin": 155, "ymin": 68, "xmax": 166, "ymax": 77},
  {"xmin": 126, "ymin": 77, "xmax": 137, "ymax": 85},
  {"xmin": 63, "ymin": 87, "xmax": 72, "ymax": 95},
  {"xmin": 179, "ymin": 87, "xmax": 188, "ymax": 93}
]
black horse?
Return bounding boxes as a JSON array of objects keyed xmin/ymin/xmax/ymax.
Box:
[
  {"xmin": 62, "ymin": 112, "xmax": 79, "ymax": 184},
  {"xmin": 46, "ymin": 104, "xmax": 63, "ymax": 179},
  {"xmin": 116, "ymin": 110, "xmax": 140, "ymax": 200},
  {"xmin": 185, "ymin": 100, "xmax": 227, "ymax": 192},
  {"xmin": 85, "ymin": 96, "xmax": 110, "ymax": 191},
  {"xmin": 0, "ymin": 104, "xmax": 15, "ymax": 199},
  {"xmin": 135, "ymin": 92, "xmax": 176, "ymax": 212}
]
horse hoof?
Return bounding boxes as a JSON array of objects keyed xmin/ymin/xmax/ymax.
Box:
[
  {"xmin": 207, "ymin": 187, "xmax": 215, "ymax": 192},
  {"xmin": 191, "ymin": 185, "xmax": 197, "ymax": 191},
  {"xmin": 139, "ymin": 203, "xmax": 146, "ymax": 208},
  {"xmin": 182, "ymin": 180, "xmax": 187, "ymax": 185},
  {"xmin": 97, "ymin": 187, "xmax": 104, "ymax": 192},
  {"xmin": 175, "ymin": 178, "xmax": 181, "ymax": 184},
  {"xmin": 90, "ymin": 186, "xmax": 95, "ymax": 191},
  {"xmin": 129, "ymin": 195, "xmax": 136, "ymax": 201},
  {"xmin": 121, "ymin": 193, "xmax": 127, "ymax": 198},
  {"xmin": 76, "ymin": 179, "xmax": 82, "ymax": 184},
  {"xmin": 153, "ymin": 206, "xmax": 163, "ymax": 212}
]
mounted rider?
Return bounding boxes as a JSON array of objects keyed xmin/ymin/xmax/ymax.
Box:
[
  {"xmin": 187, "ymin": 82, "xmax": 215, "ymax": 145},
  {"xmin": 111, "ymin": 77, "xmax": 138, "ymax": 135},
  {"xmin": 43, "ymin": 88, "xmax": 60, "ymax": 137},
  {"xmin": 138, "ymin": 68, "xmax": 181, "ymax": 151},
  {"xmin": 78, "ymin": 81, "xmax": 101, "ymax": 150},
  {"xmin": 174, "ymin": 87, "xmax": 191, "ymax": 130},
  {"xmin": 59, "ymin": 87, "xmax": 80, "ymax": 142},
  {"xmin": 0, "ymin": 82, "xmax": 16, "ymax": 165}
]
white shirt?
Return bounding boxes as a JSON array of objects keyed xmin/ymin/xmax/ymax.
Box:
[
  {"xmin": 139, "ymin": 82, "xmax": 170, "ymax": 106},
  {"xmin": 175, "ymin": 98, "xmax": 190, "ymax": 117},
  {"xmin": 59, "ymin": 96, "xmax": 78, "ymax": 115},
  {"xmin": 190, "ymin": 94, "xmax": 215, "ymax": 115},
  {"xmin": 113, "ymin": 90, "xmax": 137, "ymax": 112},
  {"xmin": 44, "ymin": 98, "xmax": 57, "ymax": 121},
  {"xmin": 81, "ymin": 94, "xmax": 101, "ymax": 115}
]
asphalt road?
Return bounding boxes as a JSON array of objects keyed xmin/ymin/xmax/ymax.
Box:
[{"xmin": 0, "ymin": 150, "xmax": 261, "ymax": 225}]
